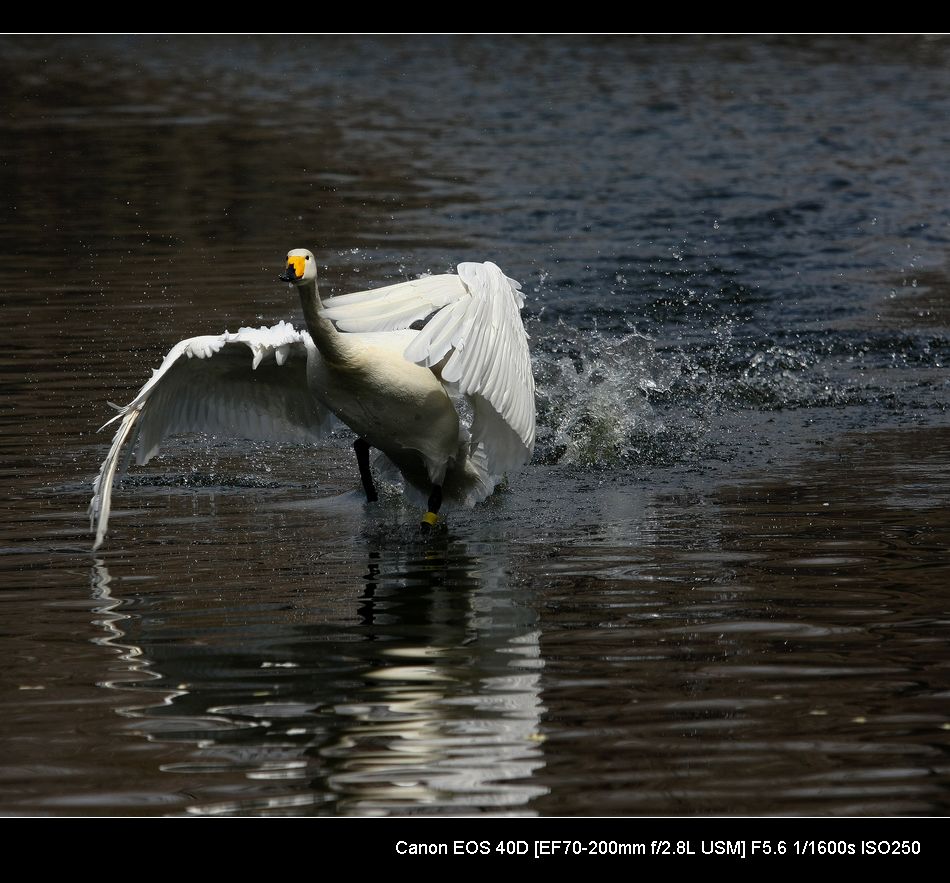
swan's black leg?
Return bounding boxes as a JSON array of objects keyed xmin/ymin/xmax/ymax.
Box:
[
  {"xmin": 421, "ymin": 484, "xmax": 443, "ymax": 532},
  {"xmin": 353, "ymin": 438, "xmax": 378, "ymax": 502}
]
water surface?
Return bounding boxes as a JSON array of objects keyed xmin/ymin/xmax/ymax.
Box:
[{"xmin": 1, "ymin": 35, "xmax": 949, "ymax": 816}]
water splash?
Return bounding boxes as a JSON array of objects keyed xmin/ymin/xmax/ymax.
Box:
[
  {"xmin": 532, "ymin": 323, "xmax": 684, "ymax": 467},
  {"xmin": 528, "ymin": 318, "xmax": 924, "ymax": 471}
]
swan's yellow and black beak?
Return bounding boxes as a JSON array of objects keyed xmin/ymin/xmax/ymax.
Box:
[{"xmin": 279, "ymin": 255, "xmax": 306, "ymax": 283}]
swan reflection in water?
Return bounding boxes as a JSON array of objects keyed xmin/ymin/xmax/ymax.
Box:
[{"xmin": 89, "ymin": 534, "xmax": 547, "ymax": 815}]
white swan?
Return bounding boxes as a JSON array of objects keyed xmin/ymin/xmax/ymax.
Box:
[{"xmin": 89, "ymin": 249, "xmax": 536, "ymax": 550}]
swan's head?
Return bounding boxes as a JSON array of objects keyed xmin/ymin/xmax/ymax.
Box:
[{"xmin": 279, "ymin": 248, "xmax": 317, "ymax": 285}]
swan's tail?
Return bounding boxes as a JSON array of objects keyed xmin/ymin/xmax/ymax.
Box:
[
  {"xmin": 372, "ymin": 440, "xmax": 499, "ymax": 509},
  {"xmin": 442, "ymin": 441, "xmax": 499, "ymax": 507},
  {"xmin": 89, "ymin": 407, "xmax": 142, "ymax": 551}
]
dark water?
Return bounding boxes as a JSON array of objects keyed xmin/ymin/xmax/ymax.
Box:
[{"xmin": 2, "ymin": 35, "xmax": 949, "ymax": 816}]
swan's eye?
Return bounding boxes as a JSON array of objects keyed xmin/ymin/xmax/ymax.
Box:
[{"xmin": 306, "ymin": 255, "xmax": 310, "ymax": 261}]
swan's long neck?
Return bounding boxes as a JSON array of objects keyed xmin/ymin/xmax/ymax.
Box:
[{"xmin": 297, "ymin": 278, "xmax": 355, "ymax": 365}]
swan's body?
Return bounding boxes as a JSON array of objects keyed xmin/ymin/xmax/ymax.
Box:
[
  {"xmin": 89, "ymin": 250, "xmax": 535, "ymax": 550},
  {"xmin": 305, "ymin": 329, "xmax": 459, "ymax": 482}
]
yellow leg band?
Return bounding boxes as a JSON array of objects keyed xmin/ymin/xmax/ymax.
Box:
[{"xmin": 422, "ymin": 511, "xmax": 439, "ymax": 526}]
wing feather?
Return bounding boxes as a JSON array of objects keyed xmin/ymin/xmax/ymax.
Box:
[
  {"xmin": 319, "ymin": 274, "xmax": 466, "ymax": 332},
  {"xmin": 89, "ymin": 321, "xmax": 331, "ymax": 550},
  {"xmin": 320, "ymin": 263, "xmax": 536, "ymax": 479}
]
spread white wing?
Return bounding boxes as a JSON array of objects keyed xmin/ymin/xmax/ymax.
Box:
[
  {"xmin": 89, "ymin": 321, "xmax": 332, "ymax": 550},
  {"xmin": 320, "ymin": 261, "xmax": 535, "ymax": 475}
]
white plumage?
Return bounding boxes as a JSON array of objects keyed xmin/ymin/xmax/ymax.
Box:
[{"xmin": 89, "ymin": 251, "xmax": 535, "ymax": 550}]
